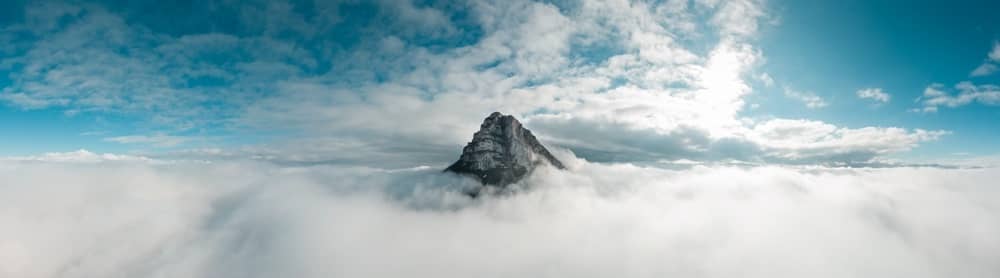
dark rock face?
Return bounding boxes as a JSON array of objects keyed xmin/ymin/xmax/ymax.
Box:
[{"xmin": 445, "ymin": 112, "xmax": 565, "ymax": 187}]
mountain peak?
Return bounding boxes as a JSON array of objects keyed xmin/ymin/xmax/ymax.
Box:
[{"xmin": 445, "ymin": 112, "xmax": 565, "ymax": 187}]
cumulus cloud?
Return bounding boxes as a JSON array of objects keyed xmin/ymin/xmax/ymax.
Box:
[
  {"xmin": 0, "ymin": 3, "xmax": 990, "ymax": 277},
  {"xmin": 915, "ymin": 82, "xmax": 1000, "ymax": 112},
  {"xmin": 748, "ymin": 119, "xmax": 947, "ymax": 163},
  {"xmin": 925, "ymin": 43, "xmax": 1000, "ymax": 111},
  {"xmin": 0, "ymin": 0, "xmax": 942, "ymax": 166},
  {"xmin": 856, "ymin": 88, "xmax": 891, "ymax": 103},
  {"xmin": 1, "ymin": 157, "xmax": 999, "ymax": 278},
  {"xmin": 234, "ymin": 0, "xmax": 938, "ymax": 166}
]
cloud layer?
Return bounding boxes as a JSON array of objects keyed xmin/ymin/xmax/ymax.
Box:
[
  {"xmin": 0, "ymin": 0, "xmax": 945, "ymax": 165},
  {"xmin": 2, "ymin": 156, "xmax": 999, "ymax": 278}
]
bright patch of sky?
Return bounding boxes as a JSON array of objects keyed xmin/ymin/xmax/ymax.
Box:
[{"xmin": 0, "ymin": 0, "xmax": 997, "ymax": 166}]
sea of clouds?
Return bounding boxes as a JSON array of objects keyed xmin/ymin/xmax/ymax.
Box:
[{"xmin": 2, "ymin": 153, "xmax": 999, "ymax": 278}]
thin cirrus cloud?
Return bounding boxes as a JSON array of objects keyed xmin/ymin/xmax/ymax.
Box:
[
  {"xmin": 990, "ymin": 42, "xmax": 1000, "ymax": 61},
  {"xmin": 783, "ymin": 86, "xmax": 829, "ymax": 108},
  {"xmin": 970, "ymin": 63, "xmax": 997, "ymax": 77},
  {"xmin": 970, "ymin": 42, "xmax": 1000, "ymax": 77},
  {"xmin": 103, "ymin": 134, "xmax": 195, "ymax": 148},
  {"xmin": 0, "ymin": 0, "xmax": 945, "ymax": 166}
]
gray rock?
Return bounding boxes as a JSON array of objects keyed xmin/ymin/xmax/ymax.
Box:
[{"xmin": 445, "ymin": 112, "xmax": 565, "ymax": 187}]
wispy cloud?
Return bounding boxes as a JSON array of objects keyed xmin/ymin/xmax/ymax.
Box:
[
  {"xmin": 756, "ymin": 73, "xmax": 775, "ymax": 87},
  {"xmin": 104, "ymin": 134, "xmax": 195, "ymax": 147},
  {"xmin": 970, "ymin": 41, "xmax": 1000, "ymax": 77},
  {"xmin": 783, "ymin": 86, "xmax": 828, "ymax": 108},
  {"xmin": 2, "ymin": 149, "xmax": 151, "ymax": 163},
  {"xmin": 856, "ymin": 87, "xmax": 891, "ymax": 103},
  {"xmin": 914, "ymin": 82, "xmax": 1000, "ymax": 112},
  {"xmin": 971, "ymin": 63, "xmax": 998, "ymax": 77},
  {"xmin": 0, "ymin": 0, "xmax": 942, "ymax": 165},
  {"xmin": 989, "ymin": 41, "xmax": 1000, "ymax": 61},
  {"xmin": 748, "ymin": 118, "xmax": 947, "ymax": 163}
]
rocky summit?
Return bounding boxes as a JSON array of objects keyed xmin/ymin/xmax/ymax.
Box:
[{"xmin": 445, "ymin": 112, "xmax": 565, "ymax": 187}]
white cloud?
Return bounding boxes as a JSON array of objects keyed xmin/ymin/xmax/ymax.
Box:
[
  {"xmin": 783, "ymin": 86, "xmax": 828, "ymax": 108},
  {"xmin": 1, "ymin": 158, "xmax": 999, "ymax": 277},
  {"xmin": 915, "ymin": 82, "xmax": 1000, "ymax": 112},
  {"xmin": 701, "ymin": 0, "xmax": 768, "ymax": 38},
  {"xmin": 0, "ymin": 0, "xmax": 943, "ymax": 165},
  {"xmin": 234, "ymin": 0, "xmax": 942, "ymax": 166},
  {"xmin": 856, "ymin": 87, "xmax": 891, "ymax": 103},
  {"xmin": 0, "ymin": 2, "xmax": 341, "ymax": 127},
  {"xmin": 749, "ymin": 119, "xmax": 947, "ymax": 163},
  {"xmin": 969, "ymin": 42, "xmax": 1000, "ymax": 77},
  {"xmin": 2, "ymin": 149, "xmax": 152, "ymax": 163},
  {"xmin": 989, "ymin": 41, "xmax": 1000, "ymax": 62},
  {"xmin": 756, "ymin": 72, "xmax": 774, "ymax": 87},
  {"xmin": 236, "ymin": 0, "xmax": 769, "ymax": 160},
  {"xmin": 519, "ymin": 116, "xmax": 944, "ymax": 166},
  {"xmin": 104, "ymin": 134, "xmax": 195, "ymax": 148},
  {"xmin": 970, "ymin": 63, "xmax": 997, "ymax": 77}
]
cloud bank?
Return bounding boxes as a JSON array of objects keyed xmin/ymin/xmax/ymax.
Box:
[{"xmin": 2, "ymin": 156, "xmax": 999, "ymax": 278}]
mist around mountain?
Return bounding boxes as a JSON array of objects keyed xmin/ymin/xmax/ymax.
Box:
[
  {"xmin": 2, "ymin": 0, "xmax": 1000, "ymax": 277},
  {"xmin": 2, "ymin": 152, "xmax": 999, "ymax": 278}
]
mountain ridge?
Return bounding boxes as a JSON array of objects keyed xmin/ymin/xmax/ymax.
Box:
[{"xmin": 445, "ymin": 112, "xmax": 565, "ymax": 187}]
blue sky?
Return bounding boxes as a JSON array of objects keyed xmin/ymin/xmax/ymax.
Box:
[
  {"xmin": 8, "ymin": 2, "xmax": 1000, "ymax": 276},
  {"xmin": 1, "ymin": 0, "xmax": 998, "ymax": 166},
  {"xmin": 751, "ymin": 0, "xmax": 1000, "ymax": 160}
]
